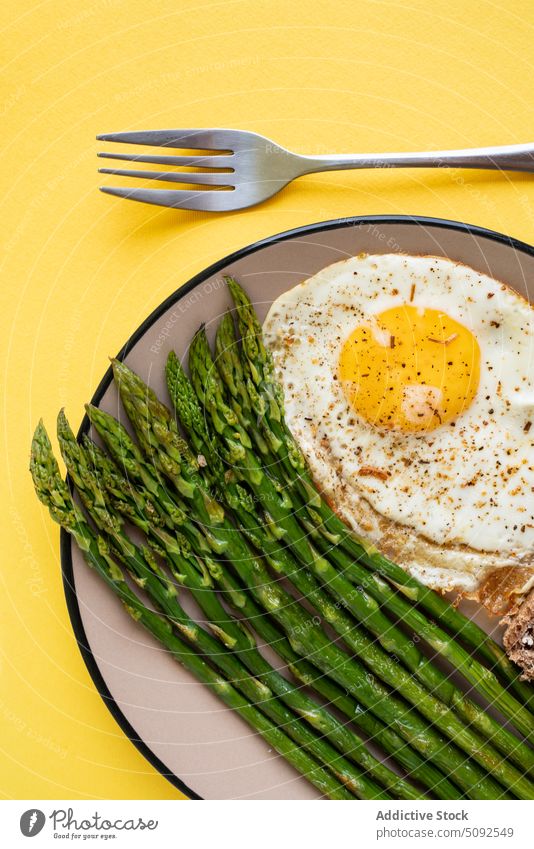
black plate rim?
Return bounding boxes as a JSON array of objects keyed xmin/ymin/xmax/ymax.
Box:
[{"xmin": 60, "ymin": 213, "xmax": 534, "ymax": 800}]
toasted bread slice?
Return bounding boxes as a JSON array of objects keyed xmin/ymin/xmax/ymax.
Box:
[{"xmin": 501, "ymin": 589, "xmax": 534, "ymax": 682}]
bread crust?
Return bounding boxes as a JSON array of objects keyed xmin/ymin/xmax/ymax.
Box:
[{"xmin": 501, "ymin": 589, "xmax": 534, "ymax": 682}]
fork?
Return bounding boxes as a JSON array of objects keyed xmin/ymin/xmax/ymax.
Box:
[{"xmin": 97, "ymin": 129, "xmax": 534, "ymax": 212}]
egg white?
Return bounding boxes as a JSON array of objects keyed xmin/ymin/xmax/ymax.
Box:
[{"xmin": 263, "ymin": 253, "xmax": 534, "ymax": 594}]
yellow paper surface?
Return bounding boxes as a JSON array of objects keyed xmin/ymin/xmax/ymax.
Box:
[{"xmin": 2, "ymin": 0, "xmax": 533, "ymax": 799}]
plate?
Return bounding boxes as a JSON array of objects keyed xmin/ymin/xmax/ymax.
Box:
[{"xmin": 61, "ymin": 215, "xmax": 534, "ymax": 800}]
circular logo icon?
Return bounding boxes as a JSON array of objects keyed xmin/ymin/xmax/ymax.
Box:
[{"xmin": 20, "ymin": 810, "xmax": 46, "ymax": 837}]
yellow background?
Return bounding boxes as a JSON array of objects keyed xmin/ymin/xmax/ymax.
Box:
[{"xmin": 2, "ymin": 0, "xmax": 534, "ymax": 800}]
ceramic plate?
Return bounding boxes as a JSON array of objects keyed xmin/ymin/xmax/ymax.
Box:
[{"xmin": 61, "ymin": 215, "xmax": 534, "ymax": 800}]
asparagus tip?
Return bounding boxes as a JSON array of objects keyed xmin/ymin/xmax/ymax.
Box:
[
  {"xmin": 85, "ymin": 402, "xmax": 105, "ymax": 423},
  {"xmin": 111, "ymin": 357, "xmax": 131, "ymax": 378},
  {"xmin": 218, "ymin": 311, "xmax": 236, "ymax": 338},
  {"xmin": 225, "ymin": 275, "xmax": 249, "ymax": 305},
  {"xmin": 56, "ymin": 408, "xmax": 74, "ymax": 440},
  {"xmin": 111, "ymin": 358, "xmax": 144, "ymax": 392},
  {"xmin": 189, "ymin": 326, "xmax": 209, "ymax": 367},
  {"xmin": 31, "ymin": 418, "xmax": 51, "ymax": 453},
  {"xmin": 30, "ymin": 419, "xmax": 49, "ymax": 469}
]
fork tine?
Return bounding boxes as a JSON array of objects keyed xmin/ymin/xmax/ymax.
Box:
[
  {"xmin": 98, "ymin": 167, "xmax": 232, "ymax": 186},
  {"xmin": 99, "ymin": 186, "xmax": 234, "ymax": 212},
  {"xmin": 97, "ymin": 151, "xmax": 234, "ymax": 168},
  {"xmin": 96, "ymin": 129, "xmax": 233, "ymax": 150}
]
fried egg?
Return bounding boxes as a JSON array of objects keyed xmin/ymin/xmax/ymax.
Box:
[{"xmin": 263, "ymin": 254, "xmax": 534, "ymax": 609}]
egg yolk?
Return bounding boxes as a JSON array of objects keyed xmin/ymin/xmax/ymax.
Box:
[{"xmin": 338, "ymin": 305, "xmax": 480, "ymax": 433}]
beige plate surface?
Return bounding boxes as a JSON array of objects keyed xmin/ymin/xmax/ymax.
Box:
[{"xmin": 62, "ymin": 216, "xmax": 534, "ymax": 800}]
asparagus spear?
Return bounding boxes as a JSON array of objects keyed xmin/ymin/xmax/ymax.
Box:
[
  {"xmin": 167, "ymin": 348, "xmax": 534, "ymax": 777},
  {"xmin": 225, "ymin": 275, "xmax": 534, "ymax": 709},
  {"xmin": 70, "ymin": 424, "xmax": 422, "ymax": 800},
  {"xmin": 187, "ymin": 325, "xmax": 534, "ymax": 760},
  {"xmin": 109, "ymin": 361, "xmax": 516, "ymax": 800},
  {"xmin": 30, "ymin": 422, "xmax": 354, "ymax": 800},
  {"xmin": 87, "ymin": 402, "xmax": 462, "ymax": 800}
]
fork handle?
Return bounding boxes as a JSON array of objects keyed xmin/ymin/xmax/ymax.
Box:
[{"xmin": 297, "ymin": 142, "xmax": 534, "ymax": 174}]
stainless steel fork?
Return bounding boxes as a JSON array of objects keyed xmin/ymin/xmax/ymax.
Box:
[{"xmin": 97, "ymin": 129, "xmax": 534, "ymax": 212}]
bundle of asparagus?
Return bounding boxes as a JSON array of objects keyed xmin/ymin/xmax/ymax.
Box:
[{"xmin": 30, "ymin": 278, "xmax": 534, "ymax": 800}]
